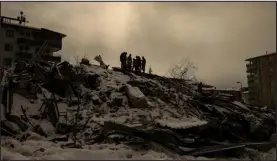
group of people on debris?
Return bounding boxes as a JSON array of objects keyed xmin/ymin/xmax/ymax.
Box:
[{"xmin": 120, "ymin": 52, "xmax": 146, "ymax": 73}]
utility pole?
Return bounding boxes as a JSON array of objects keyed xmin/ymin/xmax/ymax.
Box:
[{"xmin": 237, "ymin": 81, "xmax": 243, "ymax": 101}]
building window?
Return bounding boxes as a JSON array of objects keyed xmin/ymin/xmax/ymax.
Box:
[
  {"xmin": 35, "ymin": 48, "xmax": 40, "ymax": 54},
  {"xmin": 20, "ymin": 31, "xmax": 25, "ymax": 36},
  {"xmin": 3, "ymin": 58, "xmax": 12, "ymax": 67},
  {"xmin": 4, "ymin": 44, "xmax": 13, "ymax": 52},
  {"xmin": 19, "ymin": 46, "xmax": 24, "ymax": 51},
  {"xmin": 6, "ymin": 30, "xmax": 14, "ymax": 38},
  {"xmin": 26, "ymin": 32, "xmax": 31, "ymax": 37},
  {"xmin": 33, "ymin": 32, "xmax": 38, "ymax": 39},
  {"xmin": 25, "ymin": 46, "xmax": 30, "ymax": 51}
]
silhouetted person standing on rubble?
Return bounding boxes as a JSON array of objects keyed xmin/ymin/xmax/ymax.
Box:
[
  {"xmin": 134, "ymin": 56, "xmax": 139, "ymax": 73},
  {"xmin": 141, "ymin": 56, "xmax": 146, "ymax": 73},
  {"xmin": 135, "ymin": 56, "xmax": 142, "ymax": 73},
  {"xmin": 127, "ymin": 54, "xmax": 132, "ymax": 71},
  {"xmin": 120, "ymin": 52, "xmax": 127, "ymax": 70},
  {"xmin": 132, "ymin": 58, "xmax": 136, "ymax": 71}
]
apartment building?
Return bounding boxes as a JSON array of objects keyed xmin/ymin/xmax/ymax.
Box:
[
  {"xmin": 0, "ymin": 11, "xmax": 66, "ymax": 68},
  {"xmin": 245, "ymin": 52, "xmax": 276, "ymax": 108}
]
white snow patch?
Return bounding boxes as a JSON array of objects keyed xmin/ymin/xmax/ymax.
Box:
[
  {"xmin": 12, "ymin": 94, "xmax": 42, "ymax": 116},
  {"xmin": 1, "ymin": 138, "xmax": 174, "ymax": 160},
  {"xmin": 156, "ymin": 117, "xmax": 207, "ymax": 129},
  {"xmin": 1, "ymin": 147, "xmax": 30, "ymax": 160}
]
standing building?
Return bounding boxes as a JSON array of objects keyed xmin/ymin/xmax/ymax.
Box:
[
  {"xmin": 245, "ymin": 52, "xmax": 276, "ymax": 108},
  {"xmin": 0, "ymin": 11, "xmax": 66, "ymax": 68},
  {"xmin": 0, "ymin": 2, "xmax": 4, "ymax": 68}
]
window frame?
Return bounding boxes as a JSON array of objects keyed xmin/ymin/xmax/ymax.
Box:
[
  {"xmin": 26, "ymin": 32, "xmax": 31, "ymax": 37},
  {"xmin": 20, "ymin": 30, "xmax": 25, "ymax": 36},
  {"xmin": 3, "ymin": 58, "xmax": 12, "ymax": 66},
  {"xmin": 19, "ymin": 45, "xmax": 24, "ymax": 51},
  {"xmin": 6, "ymin": 30, "xmax": 14, "ymax": 38},
  {"xmin": 4, "ymin": 44, "xmax": 13, "ymax": 52},
  {"xmin": 25, "ymin": 46, "xmax": 30, "ymax": 51}
]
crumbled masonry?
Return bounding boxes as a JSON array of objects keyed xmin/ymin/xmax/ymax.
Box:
[{"xmin": 0, "ymin": 60, "xmax": 275, "ymax": 160}]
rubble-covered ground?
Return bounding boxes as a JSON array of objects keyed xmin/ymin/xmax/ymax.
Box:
[{"xmin": 0, "ymin": 61, "xmax": 276, "ymax": 160}]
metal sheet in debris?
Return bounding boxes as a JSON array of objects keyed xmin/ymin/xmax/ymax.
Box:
[
  {"xmin": 156, "ymin": 118, "xmax": 208, "ymax": 129},
  {"xmin": 189, "ymin": 144, "xmax": 246, "ymax": 156},
  {"xmin": 232, "ymin": 101, "xmax": 250, "ymax": 111}
]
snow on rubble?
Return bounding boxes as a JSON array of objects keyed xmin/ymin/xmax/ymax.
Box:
[
  {"xmin": 1, "ymin": 137, "xmax": 171, "ymax": 160},
  {"xmin": 0, "ymin": 61, "xmax": 276, "ymax": 160},
  {"xmin": 156, "ymin": 117, "xmax": 208, "ymax": 129}
]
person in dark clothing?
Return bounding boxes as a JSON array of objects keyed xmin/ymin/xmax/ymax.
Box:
[
  {"xmin": 141, "ymin": 56, "xmax": 146, "ymax": 73},
  {"xmin": 197, "ymin": 82, "xmax": 203, "ymax": 94},
  {"xmin": 136, "ymin": 56, "xmax": 142, "ymax": 73},
  {"xmin": 120, "ymin": 53, "xmax": 124, "ymax": 68},
  {"xmin": 127, "ymin": 54, "xmax": 132, "ymax": 71},
  {"xmin": 120, "ymin": 52, "xmax": 127, "ymax": 70},
  {"xmin": 132, "ymin": 58, "xmax": 136, "ymax": 71},
  {"xmin": 134, "ymin": 56, "xmax": 139, "ymax": 73},
  {"xmin": 120, "ymin": 52, "xmax": 124, "ymax": 69}
]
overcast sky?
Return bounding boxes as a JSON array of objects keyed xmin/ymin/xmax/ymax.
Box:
[{"xmin": 2, "ymin": 2, "xmax": 276, "ymax": 88}]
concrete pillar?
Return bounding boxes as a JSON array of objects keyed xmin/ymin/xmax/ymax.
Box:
[{"xmin": 0, "ymin": 2, "xmax": 3, "ymax": 68}]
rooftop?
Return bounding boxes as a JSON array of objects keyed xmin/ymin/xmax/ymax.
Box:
[
  {"xmin": 1, "ymin": 16, "xmax": 66, "ymax": 38},
  {"xmin": 245, "ymin": 52, "xmax": 276, "ymax": 61}
]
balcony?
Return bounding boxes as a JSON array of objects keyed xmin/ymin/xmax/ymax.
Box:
[
  {"xmin": 16, "ymin": 52, "xmax": 61, "ymax": 63},
  {"xmin": 247, "ymin": 79, "xmax": 254, "ymax": 84},
  {"xmin": 16, "ymin": 52, "xmax": 33, "ymax": 59},
  {"xmin": 247, "ymin": 74, "xmax": 254, "ymax": 78},
  {"xmin": 246, "ymin": 65, "xmax": 257, "ymax": 73},
  {"xmin": 40, "ymin": 55, "xmax": 61, "ymax": 63},
  {"xmin": 17, "ymin": 38, "xmax": 62, "ymax": 51},
  {"xmin": 247, "ymin": 74, "xmax": 255, "ymax": 82}
]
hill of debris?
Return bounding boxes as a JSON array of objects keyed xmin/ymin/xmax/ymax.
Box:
[{"xmin": 0, "ymin": 61, "xmax": 276, "ymax": 160}]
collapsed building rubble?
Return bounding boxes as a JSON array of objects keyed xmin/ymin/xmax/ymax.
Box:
[{"xmin": 0, "ymin": 60, "xmax": 275, "ymax": 159}]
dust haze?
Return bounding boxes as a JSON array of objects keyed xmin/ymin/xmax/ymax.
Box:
[{"xmin": 2, "ymin": 2, "xmax": 276, "ymax": 88}]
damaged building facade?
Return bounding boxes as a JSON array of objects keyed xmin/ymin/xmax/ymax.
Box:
[
  {"xmin": 0, "ymin": 10, "xmax": 66, "ymax": 68},
  {"xmin": 246, "ymin": 52, "xmax": 276, "ymax": 108}
]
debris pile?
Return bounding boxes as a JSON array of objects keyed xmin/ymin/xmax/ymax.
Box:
[{"xmin": 0, "ymin": 60, "xmax": 275, "ymax": 159}]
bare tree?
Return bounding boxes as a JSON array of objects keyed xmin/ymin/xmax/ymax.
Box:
[
  {"xmin": 149, "ymin": 66, "xmax": 153, "ymax": 74},
  {"xmin": 166, "ymin": 58, "xmax": 198, "ymax": 110},
  {"xmin": 166, "ymin": 58, "xmax": 197, "ymax": 81}
]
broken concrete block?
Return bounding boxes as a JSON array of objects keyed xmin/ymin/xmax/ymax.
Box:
[
  {"xmin": 33, "ymin": 125, "xmax": 48, "ymax": 137},
  {"xmin": 6, "ymin": 115, "xmax": 28, "ymax": 132},
  {"xmin": 125, "ymin": 84, "xmax": 148, "ymax": 109},
  {"xmin": 55, "ymin": 122, "xmax": 71, "ymax": 135},
  {"xmin": 38, "ymin": 121, "xmax": 56, "ymax": 136},
  {"xmin": 109, "ymin": 97, "xmax": 123, "ymax": 107},
  {"xmin": 92, "ymin": 95, "xmax": 101, "ymax": 105},
  {"xmin": 85, "ymin": 73, "xmax": 100, "ymax": 89}
]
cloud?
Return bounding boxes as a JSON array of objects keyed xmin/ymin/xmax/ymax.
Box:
[{"xmin": 2, "ymin": 2, "xmax": 276, "ymax": 88}]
